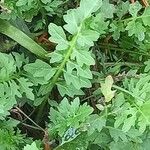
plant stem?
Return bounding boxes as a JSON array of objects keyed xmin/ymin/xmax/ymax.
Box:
[
  {"xmin": 99, "ymin": 44, "xmax": 150, "ymax": 57},
  {"xmin": 112, "ymin": 85, "xmax": 144, "ymax": 101},
  {"xmin": 141, "ymin": 0, "xmax": 149, "ymax": 7},
  {"xmin": 15, "ymin": 106, "xmax": 45, "ymax": 132},
  {"xmin": 120, "ymin": 14, "xmax": 150, "ymax": 23},
  {"xmin": 21, "ymin": 122, "xmax": 43, "ymax": 131},
  {"xmin": 36, "ymin": 25, "xmax": 82, "ymax": 122},
  {"xmin": 103, "ymin": 62, "xmax": 143, "ymax": 67}
]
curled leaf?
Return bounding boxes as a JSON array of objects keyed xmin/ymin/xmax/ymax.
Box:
[{"xmin": 101, "ymin": 75, "xmax": 116, "ymax": 102}]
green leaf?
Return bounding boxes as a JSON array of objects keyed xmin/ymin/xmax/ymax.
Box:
[
  {"xmin": 24, "ymin": 59, "xmax": 56, "ymax": 81},
  {"xmin": 129, "ymin": 1, "xmax": 142, "ymax": 17},
  {"xmin": 63, "ymin": 0, "xmax": 102, "ymax": 34},
  {"xmin": 116, "ymin": 1, "xmax": 130, "ymax": 19},
  {"xmin": 45, "ymin": 0, "xmax": 102, "ymax": 97},
  {"xmin": 77, "ymin": 30, "xmax": 99, "ymax": 47},
  {"xmin": 142, "ymin": 7, "xmax": 150, "ymax": 26},
  {"xmin": 138, "ymin": 101, "xmax": 150, "ymax": 133},
  {"xmin": 144, "ymin": 59, "xmax": 150, "ymax": 72},
  {"xmin": 49, "ymin": 97, "xmax": 93, "ymax": 136},
  {"xmin": 48, "ymin": 23, "xmax": 69, "ymax": 50},
  {"xmin": 48, "ymin": 52, "xmax": 63, "ymax": 63},
  {"xmin": 101, "ymin": 75, "xmax": 116, "ymax": 102},
  {"xmin": 100, "ymin": 0, "xmax": 116, "ymax": 18},
  {"xmin": 110, "ymin": 22, "xmax": 125, "ymax": 40},
  {"xmin": 16, "ymin": 0, "xmax": 28, "ymax": 6},
  {"xmin": 64, "ymin": 72, "xmax": 91, "ymax": 90},
  {"xmin": 90, "ymin": 13, "xmax": 109, "ymax": 35},
  {"xmin": 17, "ymin": 77, "xmax": 34, "ymax": 100},
  {"xmin": 79, "ymin": 0, "xmax": 102, "ymax": 18},
  {"xmin": 24, "ymin": 142, "xmax": 39, "ymax": 150},
  {"xmin": 55, "ymin": 132, "xmax": 89, "ymax": 150},
  {"xmin": 57, "ymin": 82, "xmax": 84, "ymax": 97},
  {"xmin": 109, "ymin": 141, "xmax": 137, "ymax": 150},
  {"xmin": 126, "ymin": 21, "xmax": 146, "ymax": 41},
  {"xmin": 71, "ymin": 50, "xmax": 95, "ymax": 67},
  {"xmin": 87, "ymin": 114, "xmax": 106, "ymax": 135},
  {"xmin": 66, "ymin": 61, "xmax": 93, "ymax": 79},
  {"xmin": 0, "ymin": 53, "xmax": 16, "ymax": 81}
]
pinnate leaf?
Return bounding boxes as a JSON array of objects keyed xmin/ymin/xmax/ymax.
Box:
[
  {"xmin": 129, "ymin": 1, "xmax": 142, "ymax": 17},
  {"xmin": 24, "ymin": 142, "xmax": 39, "ymax": 150},
  {"xmin": 24, "ymin": 59, "xmax": 56, "ymax": 81}
]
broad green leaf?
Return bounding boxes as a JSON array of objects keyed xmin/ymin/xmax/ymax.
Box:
[
  {"xmin": 101, "ymin": 75, "xmax": 116, "ymax": 102},
  {"xmin": 46, "ymin": 0, "xmax": 102, "ymax": 97}
]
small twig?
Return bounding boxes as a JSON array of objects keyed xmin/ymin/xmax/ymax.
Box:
[
  {"xmin": 15, "ymin": 106, "xmax": 45, "ymax": 132},
  {"xmin": 22, "ymin": 109, "xmax": 35, "ymax": 123},
  {"xmin": 130, "ymin": 0, "xmax": 135, "ymax": 3},
  {"xmin": 141, "ymin": 0, "xmax": 149, "ymax": 7},
  {"xmin": 43, "ymin": 129, "xmax": 51, "ymax": 150},
  {"xmin": 21, "ymin": 122, "xmax": 43, "ymax": 131}
]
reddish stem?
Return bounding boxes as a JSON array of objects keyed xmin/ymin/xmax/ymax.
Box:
[{"xmin": 142, "ymin": 0, "xmax": 149, "ymax": 7}]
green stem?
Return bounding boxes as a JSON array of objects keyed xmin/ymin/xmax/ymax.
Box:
[
  {"xmin": 49, "ymin": 34, "xmax": 80, "ymax": 90},
  {"xmin": 0, "ymin": 19, "xmax": 48, "ymax": 59},
  {"xmin": 120, "ymin": 14, "xmax": 150, "ymax": 23},
  {"xmin": 99, "ymin": 44, "xmax": 150, "ymax": 57},
  {"xmin": 112, "ymin": 85, "xmax": 144, "ymax": 101},
  {"xmin": 36, "ymin": 25, "xmax": 82, "ymax": 122},
  {"xmin": 103, "ymin": 62, "xmax": 143, "ymax": 67}
]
